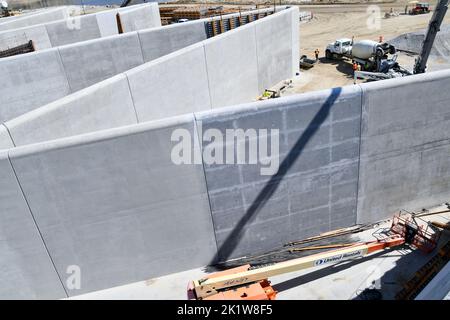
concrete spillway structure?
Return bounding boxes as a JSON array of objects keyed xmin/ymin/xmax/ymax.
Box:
[
  {"xmin": 0, "ymin": 6, "xmax": 300, "ymax": 298},
  {"xmin": 0, "ymin": 3, "xmax": 161, "ymax": 51},
  {"xmin": 1, "ymin": 2, "xmax": 449, "ymax": 300},
  {"xmin": 2, "ymin": 65, "xmax": 450, "ymax": 298}
]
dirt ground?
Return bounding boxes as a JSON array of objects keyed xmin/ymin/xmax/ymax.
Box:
[{"xmin": 283, "ymin": 1, "xmax": 450, "ymax": 94}]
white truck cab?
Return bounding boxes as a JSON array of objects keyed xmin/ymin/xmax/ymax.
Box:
[{"xmin": 325, "ymin": 38, "xmax": 353, "ymax": 58}]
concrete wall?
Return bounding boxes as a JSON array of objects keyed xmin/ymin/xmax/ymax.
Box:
[
  {"xmin": 0, "ymin": 3, "xmax": 160, "ymax": 51},
  {"xmin": 8, "ymin": 115, "xmax": 217, "ymax": 297},
  {"xmin": 0, "ymin": 12, "xmax": 205, "ymax": 124},
  {"xmin": 6, "ymin": 74, "xmax": 138, "ymax": 146},
  {"xmin": 137, "ymin": 19, "xmax": 207, "ymax": 63},
  {"xmin": 3, "ymin": 67, "xmax": 450, "ymax": 297},
  {"xmin": 0, "ymin": 6, "xmax": 69, "ymax": 31},
  {"xmin": 0, "ymin": 48, "xmax": 71, "ymax": 123},
  {"xmin": 1, "ymin": 7, "xmax": 299, "ymax": 146},
  {"xmin": 0, "ymin": 150, "xmax": 66, "ymax": 299},
  {"xmin": 197, "ymin": 85, "xmax": 361, "ymax": 260},
  {"xmin": 58, "ymin": 32, "xmax": 144, "ymax": 91},
  {"xmin": 118, "ymin": 2, "xmax": 161, "ymax": 32},
  {"xmin": 357, "ymin": 69, "xmax": 450, "ymax": 222},
  {"xmin": 126, "ymin": 43, "xmax": 211, "ymax": 122},
  {"xmin": 0, "ymin": 124, "xmax": 14, "ymax": 149}
]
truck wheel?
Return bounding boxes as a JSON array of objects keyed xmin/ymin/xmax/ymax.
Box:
[
  {"xmin": 376, "ymin": 48, "xmax": 384, "ymax": 58},
  {"xmin": 325, "ymin": 50, "xmax": 332, "ymax": 60}
]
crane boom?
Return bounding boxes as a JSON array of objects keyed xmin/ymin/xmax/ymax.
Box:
[{"xmin": 414, "ymin": 0, "xmax": 449, "ymax": 74}]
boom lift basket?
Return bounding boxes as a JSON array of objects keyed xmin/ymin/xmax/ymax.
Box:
[{"xmin": 390, "ymin": 211, "xmax": 439, "ymax": 253}]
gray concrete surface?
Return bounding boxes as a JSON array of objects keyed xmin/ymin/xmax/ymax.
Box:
[
  {"xmin": 0, "ymin": 6, "xmax": 69, "ymax": 31},
  {"xmin": 9, "ymin": 115, "xmax": 217, "ymax": 295},
  {"xmin": 254, "ymin": 6, "xmax": 299, "ymax": 92},
  {"xmin": 45, "ymin": 13, "xmax": 101, "ymax": 47},
  {"xmin": 197, "ymin": 85, "xmax": 361, "ymax": 260},
  {"xmin": 0, "ymin": 24, "xmax": 52, "ymax": 51},
  {"xmin": 58, "ymin": 32, "xmax": 144, "ymax": 91},
  {"xmin": 0, "ymin": 48, "xmax": 71, "ymax": 124},
  {"xmin": 126, "ymin": 43, "xmax": 211, "ymax": 122},
  {"xmin": 0, "ymin": 150, "xmax": 66, "ymax": 299},
  {"xmin": 137, "ymin": 20, "xmax": 207, "ymax": 63},
  {"xmin": 0, "ymin": 7, "xmax": 298, "ymax": 146},
  {"xmin": 357, "ymin": 69, "xmax": 450, "ymax": 223},
  {"xmin": 0, "ymin": 124, "xmax": 14, "ymax": 149},
  {"xmin": 204, "ymin": 23, "xmax": 259, "ymax": 109},
  {"xmin": 69, "ymin": 211, "xmax": 450, "ymax": 300},
  {"xmin": 5, "ymin": 74, "xmax": 138, "ymax": 146},
  {"xmin": 118, "ymin": 2, "xmax": 161, "ymax": 32},
  {"xmin": 0, "ymin": 3, "xmax": 160, "ymax": 51}
]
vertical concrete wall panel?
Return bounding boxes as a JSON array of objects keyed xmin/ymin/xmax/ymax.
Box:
[
  {"xmin": 0, "ymin": 124, "xmax": 13, "ymax": 149},
  {"xmin": 204, "ymin": 24, "xmax": 259, "ymax": 109},
  {"xmin": 0, "ymin": 6, "xmax": 69, "ymax": 31},
  {"xmin": 196, "ymin": 85, "xmax": 361, "ymax": 260},
  {"xmin": 46, "ymin": 14, "xmax": 101, "ymax": 47},
  {"xmin": 126, "ymin": 43, "xmax": 211, "ymax": 122},
  {"xmin": 9, "ymin": 116, "xmax": 217, "ymax": 295},
  {"xmin": 58, "ymin": 32, "xmax": 144, "ymax": 91},
  {"xmin": 0, "ymin": 24, "xmax": 52, "ymax": 51},
  {"xmin": 357, "ymin": 70, "xmax": 450, "ymax": 222},
  {"xmin": 254, "ymin": 7, "xmax": 297, "ymax": 92},
  {"xmin": 118, "ymin": 3, "xmax": 160, "ymax": 32},
  {"xmin": 95, "ymin": 9, "xmax": 120, "ymax": 37},
  {"xmin": 0, "ymin": 49, "xmax": 71, "ymax": 123},
  {"xmin": 0, "ymin": 151, "xmax": 66, "ymax": 299},
  {"xmin": 137, "ymin": 20, "xmax": 207, "ymax": 62},
  {"xmin": 5, "ymin": 74, "xmax": 137, "ymax": 146}
]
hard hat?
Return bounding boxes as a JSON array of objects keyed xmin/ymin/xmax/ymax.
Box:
[{"xmin": 1, "ymin": 1, "xmax": 8, "ymax": 9}]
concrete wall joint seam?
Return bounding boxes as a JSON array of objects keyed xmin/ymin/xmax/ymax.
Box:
[{"xmin": 6, "ymin": 151, "xmax": 68, "ymax": 298}]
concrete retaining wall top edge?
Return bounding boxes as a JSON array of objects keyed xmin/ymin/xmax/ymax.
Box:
[
  {"xmin": 8, "ymin": 113, "xmax": 195, "ymax": 159},
  {"xmin": 195, "ymin": 83, "xmax": 361, "ymax": 120}
]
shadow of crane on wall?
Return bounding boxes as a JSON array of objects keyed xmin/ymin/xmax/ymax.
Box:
[{"xmin": 210, "ymin": 86, "xmax": 343, "ymax": 265}]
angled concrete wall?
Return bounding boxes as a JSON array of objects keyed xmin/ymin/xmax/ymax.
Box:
[
  {"xmin": 6, "ymin": 74, "xmax": 138, "ymax": 146},
  {"xmin": 8, "ymin": 115, "xmax": 217, "ymax": 296},
  {"xmin": 137, "ymin": 19, "xmax": 207, "ymax": 63},
  {"xmin": 0, "ymin": 124, "xmax": 13, "ymax": 149},
  {"xmin": 197, "ymin": 85, "xmax": 361, "ymax": 260},
  {"xmin": 58, "ymin": 32, "xmax": 144, "ymax": 91},
  {"xmin": 0, "ymin": 12, "xmax": 204, "ymax": 124},
  {"xmin": 204, "ymin": 22, "xmax": 259, "ymax": 109},
  {"xmin": 3, "ymin": 66, "xmax": 450, "ymax": 298},
  {"xmin": 0, "ymin": 48, "xmax": 71, "ymax": 123},
  {"xmin": 0, "ymin": 3, "xmax": 160, "ymax": 51},
  {"xmin": 0, "ymin": 6, "xmax": 69, "ymax": 31},
  {"xmin": 0, "ymin": 150, "xmax": 66, "ymax": 299},
  {"xmin": 1, "ymin": 7, "xmax": 299, "ymax": 147},
  {"xmin": 126, "ymin": 43, "xmax": 211, "ymax": 122},
  {"xmin": 357, "ymin": 69, "xmax": 450, "ymax": 223},
  {"xmin": 118, "ymin": 2, "xmax": 161, "ymax": 32}
]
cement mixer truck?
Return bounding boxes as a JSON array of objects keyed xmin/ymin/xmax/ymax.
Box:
[
  {"xmin": 325, "ymin": 38, "xmax": 411, "ymax": 80},
  {"xmin": 325, "ymin": 38, "xmax": 398, "ymax": 72}
]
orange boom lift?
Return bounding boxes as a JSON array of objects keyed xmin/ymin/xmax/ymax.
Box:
[{"xmin": 188, "ymin": 212, "xmax": 439, "ymax": 300}]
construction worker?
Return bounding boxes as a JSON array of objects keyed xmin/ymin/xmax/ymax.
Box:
[
  {"xmin": 353, "ymin": 61, "xmax": 358, "ymax": 84},
  {"xmin": 314, "ymin": 48, "xmax": 319, "ymax": 60}
]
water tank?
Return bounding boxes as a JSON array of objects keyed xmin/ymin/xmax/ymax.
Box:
[{"xmin": 351, "ymin": 40, "xmax": 379, "ymax": 59}]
